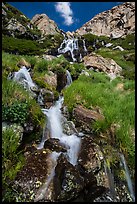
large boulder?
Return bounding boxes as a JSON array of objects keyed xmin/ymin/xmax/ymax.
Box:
[
  {"xmin": 56, "ymin": 72, "xmax": 67, "ymax": 92},
  {"xmin": 12, "ymin": 145, "xmax": 50, "ymax": 202},
  {"xmin": 83, "ymin": 53, "xmax": 122, "ymax": 79},
  {"xmin": 73, "ymin": 105, "xmax": 104, "ymax": 133},
  {"xmin": 53, "ymin": 154, "xmax": 84, "ymax": 201},
  {"xmin": 44, "ymin": 138, "xmax": 68, "ymax": 152}
]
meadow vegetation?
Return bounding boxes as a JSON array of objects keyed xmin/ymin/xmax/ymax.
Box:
[{"xmin": 63, "ymin": 70, "xmax": 135, "ymax": 168}]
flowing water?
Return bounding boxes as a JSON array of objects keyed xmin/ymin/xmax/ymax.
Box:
[
  {"xmin": 11, "ymin": 66, "xmax": 37, "ymax": 92},
  {"xmin": 66, "ymin": 70, "xmax": 72, "ymax": 86},
  {"xmin": 104, "ymin": 159, "xmax": 116, "ymax": 199},
  {"xmin": 120, "ymin": 153, "xmax": 135, "ymax": 202},
  {"xmin": 36, "ymin": 95, "xmax": 81, "ymax": 200},
  {"xmin": 58, "ymin": 37, "xmax": 78, "ymax": 62},
  {"xmin": 83, "ymin": 39, "xmax": 87, "ymax": 53}
]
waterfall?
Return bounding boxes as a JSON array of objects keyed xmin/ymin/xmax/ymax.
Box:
[
  {"xmin": 66, "ymin": 70, "xmax": 72, "ymax": 86},
  {"xmin": 58, "ymin": 32, "xmax": 79, "ymax": 62},
  {"xmin": 37, "ymin": 89, "xmax": 44, "ymax": 106},
  {"xmin": 34, "ymin": 151, "xmax": 61, "ymax": 202},
  {"xmin": 120, "ymin": 153, "xmax": 135, "ymax": 202},
  {"xmin": 12, "ymin": 66, "xmax": 37, "ymax": 92},
  {"xmin": 37, "ymin": 96, "xmax": 81, "ymax": 165},
  {"xmin": 83, "ymin": 39, "xmax": 87, "ymax": 53},
  {"xmin": 104, "ymin": 160, "xmax": 116, "ymax": 199},
  {"xmin": 36, "ymin": 95, "xmax": 81, "ymax": 201}
]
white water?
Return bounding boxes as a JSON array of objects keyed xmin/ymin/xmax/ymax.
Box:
[
  {"xmin": 58, "ymin": 36, "xmax": 78, "ymax": 62},
  {"xmin": 37, "ymin": 89, "xmax": 44, "ymax": 106},
  {"xmin": 37, "ymin": 96, "xmax": 81, "ymax": 165},
  {"xmin": 120, "ymin": 153, "xmax": 135, "ymax": 202},
  {"xmin": 104, "ymin": 160, "xmax": 116, "ymax": 199},
  {"xmin": 12, "ymin": 66, "xmax": 37, "ymax": 91},
  {"xmin": 83, "ymin": 39, "xmax": 87, "ymax": 53},
  {"xmin": 34, "ymin": 152, "xmax": 61, "ymax": 202},
  {"xmin": 36, "ymin": 95, "xmax": 81, "ymax": 201},
  {"xmin": 66, "ymin": 70, "xmax": 72, "ymax": 86}
]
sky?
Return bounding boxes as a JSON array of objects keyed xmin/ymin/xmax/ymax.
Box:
[{"xmin": 8, "ymin": 2, "xmax": 125, "ymax": 32}]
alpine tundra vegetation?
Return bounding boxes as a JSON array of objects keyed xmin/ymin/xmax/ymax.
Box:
[{"xmin": 2, "ymin": 2, "xmax": 135, "ymax": 202}]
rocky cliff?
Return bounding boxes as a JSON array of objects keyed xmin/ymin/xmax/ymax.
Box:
[
  {"xmin": 2, "ymin": 2, "xmax": 42, "ymax": 40},
  {"xmin": 75, "ymin": 2, "xmax": 135, "ymax": 38},
  {"xmin": 31, "ymin": 14, "xmax": 61, "ymax": 36}
]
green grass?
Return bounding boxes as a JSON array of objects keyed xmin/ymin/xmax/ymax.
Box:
[
  {"xmin": 2, "ymin": 78, "xmax": 45, "ymax": 127},
  {"xmin": 95, "ymin": 48, "xmax": 135, "ymax": 80},
  {"xmin": 2, "ymin": 126, "xmax": 25, "ymax": 202},
  {"xmin": 2, "ymin": 35, "xmax": 43, "ymax": 55},
  {"xmin": 63, "ymin": 70, "xmax": 135, "ymax": 168}
]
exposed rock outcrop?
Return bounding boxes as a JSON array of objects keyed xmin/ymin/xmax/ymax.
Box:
[
  {"xmin": 31, "ymin": 14, "xmax": 61, "ymax": 36},
  {"xmin": 83, "ymin": 53, "xmax": 122, "ymax": 79},
  {"xmin": 73, "ymin": 105, "xmax": 104, "ymax": 133},
  {"xmin": 2, "ymin": 2, "xmax": 41, "ymax": 40},
  {"xmin": 75, "ymin": 2, "xmax": 135, "ymax": 38}
]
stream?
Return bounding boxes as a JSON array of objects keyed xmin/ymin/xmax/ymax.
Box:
[{"xmin": 7, "ymin": 35, "xmax": 135, "ymax": 201}]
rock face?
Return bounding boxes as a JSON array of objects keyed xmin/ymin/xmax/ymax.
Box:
[
  {"xmin": 31, "ymin": 14, "xmax": 61, "ymax": 36},
  {"xmin": 75, "ymin": 2, "xmax": 135, "ymax": 38},
  {"xmin": 53, "ymin": 154, "xmax": 84, "ymax": 201},
  {"xmin": 2, "ymin": 2, "xmax": 41, "ymax": 40},
  {"xmin": 73, "ymin": 105, "xmax": 104, "ymax": 133},
  {"xmin": 83, "ymin": 53, "xmax": 122, "ymax": 79}
]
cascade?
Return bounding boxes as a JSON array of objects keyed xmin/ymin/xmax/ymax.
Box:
[
  {"xmin": 120, "ymin": 153, "xmax": 135, "ymax": 202},
  {"xmin": 11, "ymin": 66, "xmax": 37, "ymax": 92},
  {"xmin": 104, "ymin": 160, "xmax": 116, "ymax": 199},
  {"xmin": 66, "ymin": 70, "xmax": 72, "ymax": 86},
  {"xmin": 36, "ymin": 96, "xmax": 81, "ymax": 200},
  {"xmin": 58, "ymin": 30, "xmax": 80, "ymax": 62},
  {"xmin": 37, "ymin": 89, "xmax": 44, "ymax": 106},
  {"xmin": 83, "ymin": 39, "xmax": 87, "ymax": 53}
]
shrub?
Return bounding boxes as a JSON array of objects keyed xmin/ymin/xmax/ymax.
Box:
[
  {"xmin": 2, "ymin": 101, "xmax": 29, "ymax": 124},
  {"xmin": 2, "ymin": 35, "xmax": 42, "ymax": 55},
  {"xmin": 2, "ymin": 78, "xmax": 45, "ymax": 128}
]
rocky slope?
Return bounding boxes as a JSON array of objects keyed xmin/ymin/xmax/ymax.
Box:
[
  {"xmin": 31, "ymin": 14, "xmax": 61, "ymax": 36},
  {"xmin": 2, "ymin": 2, "xmax": 42, "ymax": 40},
  {"xmin": 75, "ymin": 2, "xmax": 135, "ymax": 38}
]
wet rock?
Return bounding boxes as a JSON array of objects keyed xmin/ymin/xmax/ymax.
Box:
[
  {"xmin": 73, "ymin": 105, "xmax": 104, "ymax": 133},
  {"xmin": 44, "ymin": 138, "xmax": 68, "ymax": 152},
  {"xmin": 62, "ymin": 117, "xmax": 78, "ymax": 135},
  {"xmin": 53, "ymin": 154, "xmax": 84, "ymax": 201},
  {"xmin": 41, "ymin": 89, "xmax": 54, "ymax": 103},
  {"xmin": 12, "ymin": 145, "xmax": 50, "ymax": 202},
  {"xmin": 78, "ymin": 136, "xmax": 103, "ymax": 173},
  {"xmin": 17, "ymin": 58, "xmax": 31, "ymax": 69},
  {"xmin": 56, "ymin": 72, "xmax": 67, "ymax": 92}
]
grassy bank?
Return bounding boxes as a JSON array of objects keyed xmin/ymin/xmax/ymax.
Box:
[{"xmin": 63, "ymin": 70, "xmax": 135, "ymax": 168}]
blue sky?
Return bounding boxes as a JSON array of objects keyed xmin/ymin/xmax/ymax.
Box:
[{"xmin": 8, "ymin": 2, "xmax": 124, "ymax": 32}]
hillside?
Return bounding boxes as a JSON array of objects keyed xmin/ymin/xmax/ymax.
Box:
[
  {"xmin": 75, "ymin": 2, "xmax": 135, "ymax": 38},
  {"xmin": 2, "ymin": 2, "xmax": 135, "ymax": 203}
]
